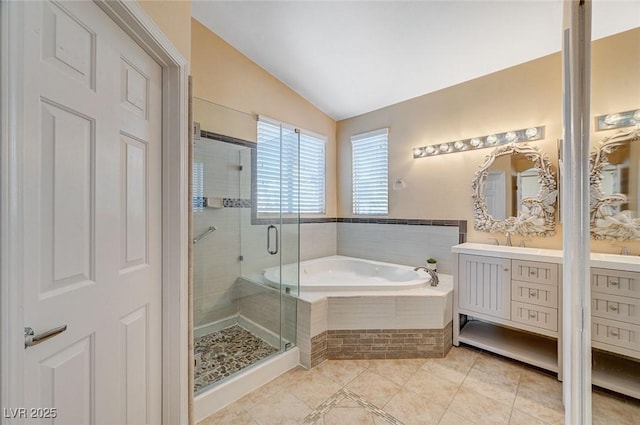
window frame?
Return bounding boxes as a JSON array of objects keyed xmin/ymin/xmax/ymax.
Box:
[{"xmin": 351, "ymin": 128, "xmax": 389, "ymax": 216}]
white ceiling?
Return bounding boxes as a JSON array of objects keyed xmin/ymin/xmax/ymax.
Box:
[{"xmin": 192, "ymin": 1, "xmax": 640, "ymax": 121}]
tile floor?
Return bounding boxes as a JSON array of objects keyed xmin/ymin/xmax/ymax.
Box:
[{"xmin": 198, "ymin": 345, "xmax": 640, "ymax": 425}]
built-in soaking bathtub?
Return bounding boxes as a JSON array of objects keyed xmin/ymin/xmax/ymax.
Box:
[
  {"xmin": 263, "ymin": 255, "xmax": 454, "ymax": 368},
  {"xmin": 264, "ymin": 255, "xmax": 443, "ymax": 292}
]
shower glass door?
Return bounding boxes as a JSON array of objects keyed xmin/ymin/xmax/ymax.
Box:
[
  {"xmin": 191, "ymin": 98, "xmax": 299, "ymax": 395},
  {"xmin": 239, "ymin": 120, "xmax": 300, "ymax": 352}
]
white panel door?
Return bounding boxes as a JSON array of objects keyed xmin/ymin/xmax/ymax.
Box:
[
  {"xmin": 484, "ymin": 172, "xmax": 507, "ymax": 220},
  {"xmin": 21, "ymin": 1, "xmax": 162, "ymax": 424}
]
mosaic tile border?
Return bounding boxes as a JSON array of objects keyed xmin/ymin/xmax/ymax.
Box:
[
  {"xmin": 301, "ymin": 389, "xmax": 405, "ymax": 425},
  {"xmin": 222, "ymin": 198, "xmax": 252, "ymax": 208}
]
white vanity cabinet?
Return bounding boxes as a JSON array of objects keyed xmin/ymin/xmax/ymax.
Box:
[
  {"xmin": 590, "ymin": 266, "xmax": 640, "ymax": 398},
  {"xmin": 591, "ymin": 268, "xmax": 640, "ymax": 356},
  {"xmin": 453, "ymin": 244, "xmax": 563, "ymax": 375}
]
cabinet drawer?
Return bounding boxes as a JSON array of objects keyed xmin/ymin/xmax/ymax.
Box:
[
  {"xmin": 592, "ymin": 292, "xmax": 640, "ymax": 325},
  {"xmin": 512, "ymin": 280, "xmax": 558, "ymax": 308},
  {"xmin": 512, "ymin": 260, "xmax": 558, "ymax": 286},
  {"xmin": 592, "ymin": 317, "xmax": 640, "ymax": 354},
  {"xmin": 511, "ymin": 301, "xmax": 558, "ymax": 332},
  {"xmin": 591, "ymin": 268, "xmax": 640, "ymax": 299}
]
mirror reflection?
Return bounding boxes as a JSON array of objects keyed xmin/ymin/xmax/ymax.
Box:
[
  {"xmin": 590, "ymin": 128, "xmax": 640, "ymax": 240},
  {"xmin": 472, "ymin": 143, "xmax": 557, "ymax": 237},
  {"xmin": 483, "ymin": 154, "xmax": 541, "ymax": 220}
]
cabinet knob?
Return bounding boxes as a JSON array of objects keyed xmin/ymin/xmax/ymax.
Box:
[
  {"xmin": 609, "ymin": 329, "xmax": 620, "ymax": 337},
  {"xmin": 504, "ymin": 268, "xmax": 509, "ymax": 272},
  {"xmin": 529, "ymin": 312, "xmax": 537, "ymax": 319},
  {"xmin": 610, "ymin": 281, "xmax": 619, "ymax": 286},
  {"xmin": 529, "ymin": 290, "xmax": 537, "ymax": 297},
  {"xmin": 608, "ymin": 305, "xmax": 619, "ymax": 312}
]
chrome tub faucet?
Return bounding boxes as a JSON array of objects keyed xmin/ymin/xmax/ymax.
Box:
[{"xmin": 414, "ymin": 266, "xmax": 439, "ymax": 287}]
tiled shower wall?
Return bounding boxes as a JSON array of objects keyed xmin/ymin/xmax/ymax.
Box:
[{"xmin": 192, "ymin": 141, "xmax": 250, "ymax": 329}]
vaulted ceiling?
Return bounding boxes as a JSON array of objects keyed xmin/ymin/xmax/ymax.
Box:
[{"xmin": 192, "ymin": 1, "xmax": 640, "ymax": 120}]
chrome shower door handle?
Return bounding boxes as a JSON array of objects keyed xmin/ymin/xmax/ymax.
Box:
[
  {"xmin": 25, "ymin": 325, "xmax": 67, "ymax": 348},
  {"xmin": 267, "ymin": 225, "xmax": 279, "ymax": 255}
]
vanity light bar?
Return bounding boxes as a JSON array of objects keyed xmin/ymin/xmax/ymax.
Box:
[
  {"xmin": 412, "ymin": 126, "xmax": 545, "ymax": 158},
  {"xmin": 596, "ymin": 109, "xmax": 640, "ymax": 131}
]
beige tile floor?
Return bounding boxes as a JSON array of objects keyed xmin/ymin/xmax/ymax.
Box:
[{"xmin": 198, "ymin": 346, "xmax": 640, "ymax": 425}]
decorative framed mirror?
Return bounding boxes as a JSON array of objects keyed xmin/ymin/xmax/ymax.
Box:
[
  {"xmin": 472, "ymin": 143, "xmax": 558, "ymax": 237},
  {"xmin": 589, "ymin": 127, "xmax": 640, "ymax": 240}
]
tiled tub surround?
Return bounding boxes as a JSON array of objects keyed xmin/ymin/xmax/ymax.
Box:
[
  {"xmin": 295, "ymin": 259, "xmax": 454, "ymax": 368},
  {"xmin": 336, "ymin": 221, "xmax": 463, "ymax": 275},
  {"xmin": 319, "ymin": 323, "xmax": 453, "ymax": 363}
]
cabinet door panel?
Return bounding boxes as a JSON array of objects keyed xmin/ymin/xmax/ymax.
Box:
[{"xmin": 459, "ymin": 254, "xmax": 511, "ymax": 319}]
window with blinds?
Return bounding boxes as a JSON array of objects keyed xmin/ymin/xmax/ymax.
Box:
[
  {"xmin": 352, "ymin": 128, "xmax": 389, "ymax": 215},
  {"xmin": 257, "ymin": 117, "xmax": 326, "ymax": 215}
]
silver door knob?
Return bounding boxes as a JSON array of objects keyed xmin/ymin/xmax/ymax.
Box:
[{"xmin": 24, "ymin": 325, "xmax": 67, "ymax": 348}]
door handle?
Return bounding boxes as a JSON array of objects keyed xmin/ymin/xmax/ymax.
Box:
[
  {"xmin": 25, "ymin": 325, "xmax": 67, "ymax": 348},
  {"xmin": 267, "ymin": 225, "xmax": 278, "ymax": 255}
]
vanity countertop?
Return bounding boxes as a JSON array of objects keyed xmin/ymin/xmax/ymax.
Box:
[
  {"xmin": 452, "ymin": 242, "xmax": 640, "ymax": 272},
  {"xmin": 452, "ymin": 242, "xmax": 563, "ymax": 263}
]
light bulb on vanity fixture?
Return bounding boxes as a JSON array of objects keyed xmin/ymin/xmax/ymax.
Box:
[
  {"xmin": 596, "ymin": 108, "xmax": 640, "ymax": 131},
  {"xmin": 505, "ymin": 131, "xmax": 518, "ymax": 142},
  {"xmin": 470, "ymin": 138, "xmax": 482, "ymax": 148},
  {"xmin": 486, "ymin": 134, "xmax": 498, "ymax": 145},
  {"xmin": 412, "ymin": 126, "xmax": 545, "ymax": 158}
]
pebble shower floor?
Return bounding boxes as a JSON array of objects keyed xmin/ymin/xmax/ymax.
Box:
[{"xmin": 194, "ymin": 325, "xmax": 278, "ymax": 393}]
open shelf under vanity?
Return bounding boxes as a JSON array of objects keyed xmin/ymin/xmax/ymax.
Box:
[
  {"xmin": 592, "ymin": 349, "xmax": 640, "ymax": 399},
  {"xmin": 458, "ymin": 319, "xmax": 559, "ymax": 373}
]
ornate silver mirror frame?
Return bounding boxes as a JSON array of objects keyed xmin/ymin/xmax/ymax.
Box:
[
  {"xmin": 472, "ymin": 143, "xmax": 558, "ymax": 237},
  {"xmin": 589, "ymin": 127, "xmax": 640, "ymax": 240}
]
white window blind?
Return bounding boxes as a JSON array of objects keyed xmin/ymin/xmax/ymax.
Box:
[
  {"xmin": 352, "ymin": 128, "xmax": 389, "ymax": 215},
  {"xmin": 257, "ymin": 117, "xmax": 325, "ymax": 215}
]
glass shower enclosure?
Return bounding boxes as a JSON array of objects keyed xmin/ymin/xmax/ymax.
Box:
[{"xmin": 192, "ymin": 98, "xmax": 299, "ymax": 394}]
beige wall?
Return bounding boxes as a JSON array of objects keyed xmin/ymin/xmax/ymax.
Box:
[
  {"xmin": 590, "ymin": 28, "xmax": 640, "ymax": 253},
  {"xmin": 190, "ymin": 19, "xmax": 337, "ymax": 216},
  {"xmin": 137, "ymin": 0, "xmax": 192, "ymax": 62},
  {"xmin": 337, "ymin": 28, "xmax": 640, "ymax": 253}
]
